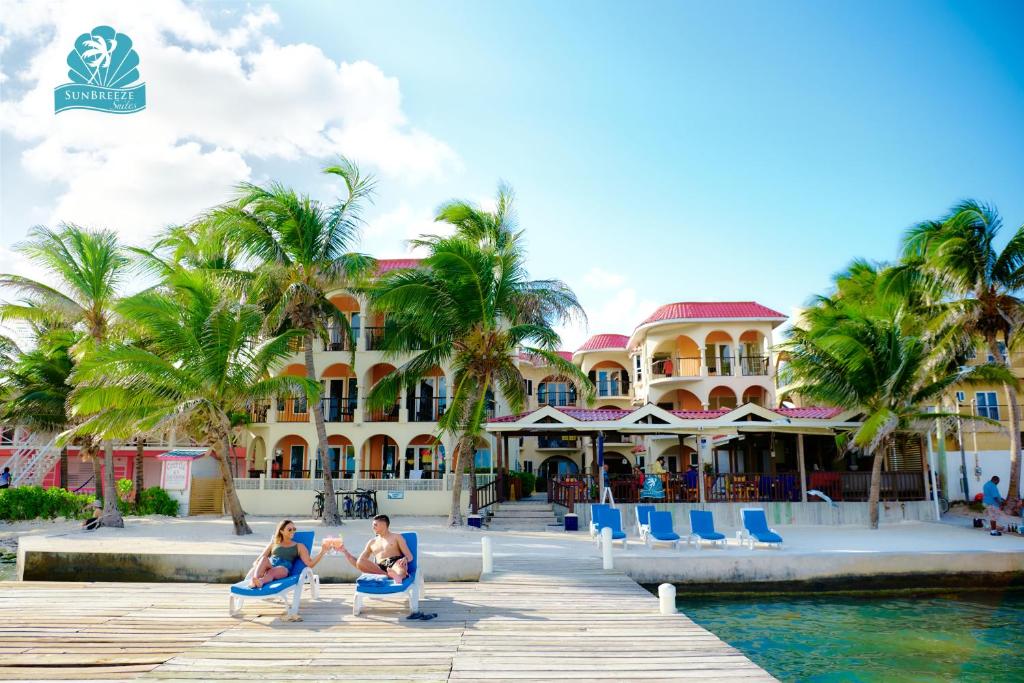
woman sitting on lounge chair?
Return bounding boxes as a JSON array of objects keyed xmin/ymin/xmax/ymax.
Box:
[{"xmin": 250, "ymin": 519, "xmax": 326, "ymax": 588}]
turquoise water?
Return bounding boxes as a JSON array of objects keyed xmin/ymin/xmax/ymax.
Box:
[{"xmin": 677, "ymin": 591, "xmax": 1024, "ymax": 682}]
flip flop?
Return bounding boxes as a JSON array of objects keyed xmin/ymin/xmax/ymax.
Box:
[
  {"xmin": 406, "ymin": 611, "xmax": 424, "ymax": 620},
  {"xmin": 418, "ymin": 613, "xmax": 437, "ymax": 621}
]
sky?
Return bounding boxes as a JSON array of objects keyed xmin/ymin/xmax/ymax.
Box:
[{"xmin": 1, "ymin": 0, "xmax": 1023, "ymax": 350}]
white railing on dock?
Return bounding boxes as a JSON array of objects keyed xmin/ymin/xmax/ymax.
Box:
[{"xmin": 233, "ymin": 475, "xmax": 481, "ymax": 492}]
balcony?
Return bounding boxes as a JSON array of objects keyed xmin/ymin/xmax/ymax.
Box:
[
  {"xmin": 321, "ymin": 397, "xmax": 356, "ymax": 423},
  {"xmin": 537, "ymin": 436, "xmax": 578, "ymax": 450},
  {"xmin": 651, "ymin": 357, "xmax": 701, "ymax": 379},
  {"xmin": 366, "ymin": 402, "xmax": 401, "ymax": 422},
  {"xmin": 364, "ymin": 326, "xmax": 388, "ymax": 351},
  {"xmin": 408, "ymin": 396, "xmax": 447, "ymax": 422},
  {"xmin": 277, "ymin": 398, "xmax": 310, "ymax": 423},
  {"xmin": 248, "ymin": 400, "xmax": 270, "ymax": 424},
  {"xmin": 739, "ymin": 355, "xmax": 770, "ymax": 376},
  {"xmin": 648, "ymin": 355, "xmax": 771, "ymax": 379}
]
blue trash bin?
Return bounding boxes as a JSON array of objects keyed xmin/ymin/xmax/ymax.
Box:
[
  {"xmin": 468, "ymin": 514, "xmax": 482, "ymax": 528},
  {"xmin": 564, "ymin": 513, "xmax": 579, "ymax": 532}
]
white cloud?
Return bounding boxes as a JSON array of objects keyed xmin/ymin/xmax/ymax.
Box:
[
  {"xmin": 581, "ymin": 266, "xmax": 626, "ymax": 290},
  {"xmin": 0, "ymin": 0, "xmax": 458, "ymax": 242}
]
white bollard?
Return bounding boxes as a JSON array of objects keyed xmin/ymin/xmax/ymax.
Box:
[
  {"xmin": 601, "ymin": 526, "xmax": 614, "ymax": 570},
  {"xmin": 658, "ymin": 583, "xmax": 676, "ymax": 615},
  {"xmin": 481, "ymin": 536, "xmax": 493, "ymax": 574}
]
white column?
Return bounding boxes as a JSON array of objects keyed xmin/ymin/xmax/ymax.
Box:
[{"xmin": 797, "ymin": 433, "xmax": 808, "ymax": 503}]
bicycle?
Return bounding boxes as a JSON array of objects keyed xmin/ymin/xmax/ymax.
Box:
[{"xmin": 353, "ymin": 488, "xmax": 378, "ymax": 519}]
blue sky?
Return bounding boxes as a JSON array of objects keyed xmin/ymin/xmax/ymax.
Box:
[{"xmin": 2, "ymin": 0, "xmax": 1023, "ymax": 348}]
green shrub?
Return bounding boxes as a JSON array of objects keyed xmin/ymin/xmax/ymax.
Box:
[
  {"xmin": 0, "ymin": 486, "xmax": 93, "ymax": 521},
  {"xmin": 137, "ymin": 487, "xmax": 179, "ymax": 516},
  {"xmin": 116, "ymin": 478, "xmax": 134, "ymax": 501},
  {"xmin": 509, "ymin": 470, "xmax": 536, "ymax": 496}
]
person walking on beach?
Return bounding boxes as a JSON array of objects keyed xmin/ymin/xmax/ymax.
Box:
[
  {"xmin": 983, "ymin": 476, "xmax": 1005, "ymax": 527},
  {"xmin": 0, "ymin": 466, "xmax": 11, "ymax": 489},
  {"xmin": 249, "ymin": 519, "xmax": 326, "ymax": 588},
  {"xmin": 338, "ymin": 514, "xmax": 412, "ymax": 584}
]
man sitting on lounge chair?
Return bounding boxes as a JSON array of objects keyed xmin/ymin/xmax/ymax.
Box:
[{"xmin": 339, "ymin": 514, "xmax": 413, "ymax": 584}]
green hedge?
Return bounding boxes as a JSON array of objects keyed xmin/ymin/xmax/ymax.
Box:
[
  {"xmin": 0, "ymin": 485, "xmax": 178, "ymax": 521},
  {"xmin": 508, "ymin": 470, "xmax": 537, "ymax": 496},
  {"xmin": 0, "ymin": 486, "xmax": 94, "ymax": 521}
]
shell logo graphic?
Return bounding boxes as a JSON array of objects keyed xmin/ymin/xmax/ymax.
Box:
[{"xmin": 54, "ymin": 25, "xmax": 146, "ymax": 114}]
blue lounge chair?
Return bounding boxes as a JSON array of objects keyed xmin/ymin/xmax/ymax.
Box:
[
  {"xmin": 687, "ymin": 509, "xmax": 727, "ymax": 549},
  {"xmin": 740, "ymin": 507, "xmax": 783, "ymax": 548},
  {"xmin": 353, "ymin": 531, "xmax": 424, "ymax": 616},
  {"xmin": 229, "ymin": 530, "xmax": 321, "ymax": 617},
  {"xmin": 588, "ymin": 503, "xmax": 611, "ymax": 538},
  {"xmin": 646, "ymin": 511, "xmax": 681, "ymax": 549},
  {"xmin": 635, "ymin": 504, "xmax": 656, "ymax": 540},
  {"xmin": 592, "ymin": 506, "xmax": 628, "ymax": 549}
]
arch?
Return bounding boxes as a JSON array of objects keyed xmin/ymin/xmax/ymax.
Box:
[
  {"xmin": 403, "ymin": 433, "xmax": 444, "ymax": 478},
  {"xmin": 271, "ymin": 435, "xmax": 308, "ymax": 479},
  {"xmin": 742, "ymin": 385, "xmax": 771, "ymax": 407},
  {"xmin": 588, "ymin": 361, "xmax": 631, "ymax": 396},
  {"xmin": 536, "ymin": 455, "xmax": 580, "ymax": 492},
  {"xmin": 703, "ymin": 331, "xmax": 735, "ymax": 377},
  {"xmin": 538, "ymin": 375, "xmax": 578, "ymax": 407},
  {"xmin": 650, "ymin": 387, "xmax": 702, "ymax": 411},
  {"xmin": 598, "ymin": 404, "xmax": 622, "ymax": 410},
  {"xmin": 361, "ymin": 434, "xmax": 400, "ymax": 478},
  {"xmin": 279, "ymin": 363, "xmax": 306, "ymax": 378},
  {"xmin": 708, "ymin": 385, "xmax": 738, "ymax": 410},
  {"xmin": 407, "ymin": 366, "xmax": 448, "ymax": 423},
  {"xmin": 364, "ymin": 363, "xmax": 399, "ymax": 421},
  {"xmin": 329, "ymin": 294, "xmax": 360, "ymax": 314},
  {"xmin": 704, "ymin": 330, "xmax": 734, "ymax": 344},
  {"xmin": 657, "ymin": 443, "xmax": 697, "ymax": 471},
  {"xmin": 321, "ymin": 363, "xmax": 355, "ymax": 379}
]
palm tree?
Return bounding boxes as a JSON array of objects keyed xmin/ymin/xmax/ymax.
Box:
[
  {"xmin": 781, "ymin": 300, "xmax": 1010, "ymax": 528},
  {"xmin": 367, "ymin": 186, "xmax": 592, "ymax": 525},
  {"xmin": 0, "ymin": 328, "xmax": 76, "ymax": 487},
  {"xmin": 0, "ymin": 225, "xmax": 128, "ymax": 526},
  {"xmin": 897, "ymin": 200, "xmax": 1024, "ymax": 506},
  {"xmin": 211, "ymin": 158, "xmax": 376, "ymax": 526},
  {"xmin": 66, "ymin": 270, "xmax": 318, "ymax": 535}
]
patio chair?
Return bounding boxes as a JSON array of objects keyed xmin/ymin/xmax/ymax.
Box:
[
  {"xmin": 588, "ymin": 503, "xmax": 611, "ymax": 538},
  {"xmin": 739, "ymin": 507, "xmax": 783, "ymax": 548},
  {"xmin": 646, "ymin": 511, "xmax": 681, "ymax": 550},
  {"xmin": 592, "ymin": 507, "xmax": 628, "ymax": 549},
  {"xmin": 353, "ymin": 531, "xmax": 424, "ymax": 616},
  {"xmin": 635, "ymin": 504, "xmax": 656, "ymax": 540},
  {"xmin": 229, "ymin": 530, "xmax": 321, "ymax": 617},
  {"xmin": 687, "ymin": 509, "xmax": 727, "ymax": 549}
]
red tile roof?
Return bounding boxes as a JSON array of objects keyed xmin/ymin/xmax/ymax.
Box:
[
  {"xmin": 487, "ymin": 405, "xmax": 842, "ymax": 423},
  {"xmin": 775, "ymin": 407, "xmax": 844, "ymax": 419},
  {"xmin": 375, "ymin": 258, "xmax": 421, "ymax": 274},
  {"xmin": 638, "ymin": 302, "xmax": 787, "ymax": 327},
  {"xmin": 576, "ymin": 334, "xmax": 630, "ymax": 354},
  {"xmin": 517, "ymin": 350, "xmax": 573, "ymax": 364}
]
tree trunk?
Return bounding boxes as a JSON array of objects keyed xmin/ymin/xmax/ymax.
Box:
[
  {"xmin": 59, "ymin": 446, "xmax": 68, "ymax": 490},
  {"xmin": 134, "ymin": 438, "xmax": 145, "ymax": 505},
  {"xmin": 89, "ymin": 447, "xmax": 102, "ymax": 500},
  {"xmin": 305, "ymin": 339, "xmax": 341, "ymax": 525},
  {"xmin": 99, "ymin": 439, "xmax": 124, "ymax": 528},
  {"xmin": 448, "ymin": 434, "xmax": 473, "ymax": 526},
  {"xmin": 218, "ymin": 426, "xmax": 252, "ymax": 535},
  {"xmin": 867, "ymin": 446, "xmax": 884, "ymax": 529},
  {"xmin": 990, "ymin": 337, "xmax": 1023, "ymax": 506}
]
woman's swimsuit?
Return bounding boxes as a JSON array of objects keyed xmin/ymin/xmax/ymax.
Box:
[{"xmin": 270, "ymin": 543, "xmax": 300, "ymax": 571}]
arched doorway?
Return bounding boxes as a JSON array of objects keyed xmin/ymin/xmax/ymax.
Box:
[{"xmin": 536, "ymin": 455, "xmax": 579, "ymax": 493}]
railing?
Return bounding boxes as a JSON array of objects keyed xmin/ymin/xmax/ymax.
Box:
[
  {"xmin": 320, "ymin": 397, "xmax": 356, "ymax": 423},
  {"xmin": 248, "ymin": 401, "xmax": 270, "ymax": 423},
  {"xmin": 471, "ymin": 474, "xmax": 500, "ymax": 513},
  {"xmin": 706, "ymin": 472, "xmax": 801, "ymax": 502},
  {"xmin": 407, "ymin": 396, "xmax": 447, "ymax": 422},
  {"xmin": 358, "ymin": 468, "xmax": 402, "ymax": 479},
  {"xmin": 364, "ymin": 326, "xmax": 388, "ymax": 351},
  {"xmin": 706, "ymin": 357, "xmax": 733, "ymax": 376},
  {"xmin": 325, "ymin": 325, "xmax": 357, "ymax": 352},
  {"xmin": 271, "ymin": 469, "xmax": 312, "ymax": 479},
  {"xmin": 651, "ymin": 357, "xmax": 701, "ymax": 378},
  {"xmin": 365, "ymin": 403, "xmax": 400, "ymax": 422},
  {"xmin": 277, "ymin": 398, "xmax": 310, "ymax": 423},
  {"xmin": 548, "ymin": 477, "xmax": 588, "ymax": 512},
  {"xmin": 808, "ymin": 471, "xmax": 925, "ymax": 502},
  {"xmin": 740, "ymin": 355, "xmax": 770, "ymax": 376},
  {"xmin": 595, "ymin": 379, "xmax": 628, "ymax": 396}
]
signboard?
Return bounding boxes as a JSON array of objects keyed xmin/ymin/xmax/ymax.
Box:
[
  {"xmin": 161, "ymin": 460, "xmax": 191, "ymax": 491},
  {"xmin": 387, "ymin": 491, "xmax": 405, "ymax": 500}
]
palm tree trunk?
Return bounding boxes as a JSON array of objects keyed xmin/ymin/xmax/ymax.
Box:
[
  {"xmin": 305, "ymin": 339, "xmax": 341, "ymax": 525},
  {"xmin": 134, "ymin": 437, "xmax": 145, "ymax": 505},
  {"xmin": 99, "ymin": 439, "xmax": 124, "ymax": 528},
  {"xmin": 89, "ymin": 448, "xmax": 102, "ymax": 500},
  {"xmin": 867, "ymin": 446, "xmax": 884, "ymax": 529},
  {"xmin": 217, "ymin": 425, "xmax": 252, "ymax": 535},
  {"xmin": 59, "ymin": 446, "xmax": 68, "ymax": 490},
  {"xmin": 448, "ymin": 434, "xmax": 473, "ymax": 526},
  {"xmin": 989, "ymin": 338, "xmax": 1023, "ymax": 506}
]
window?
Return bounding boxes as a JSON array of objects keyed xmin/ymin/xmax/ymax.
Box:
[
  {"xmin": 289, "ymin": 445, "xmax": 304, "ymax": 478},
  {"xmin": 538, "ymin": 381, "xmax": 576, "ymax": 406},
  {"xmin": 976, "ymin": 391, "xmax": 1000, "ymax": 420},
  {"xmin": 523, "ymin": 460, "xmax": 533, "ymax": 474},
  {"xmin": 523, "ymin": 379, "xmax": 533, "ymax": 396},
  {"xmin": 987, "ymin": 342, "xmax": 1008, "ymax": 363},
  {"xmin": 955, "ymin": 391, "xmax": 965, "ymax": 403},
  {"xmin": 635, "ymin": 355, "xmax": 642, "ymax": 382}
]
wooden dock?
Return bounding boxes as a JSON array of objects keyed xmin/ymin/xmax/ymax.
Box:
[{"xmin": 0, "ymin": 553, "xmax": 773, "ymax": 681}]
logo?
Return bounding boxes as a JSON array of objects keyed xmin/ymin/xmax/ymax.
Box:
[{"xmin": 54, "ymin": 25, "xmax": 146, "ymax": 114}]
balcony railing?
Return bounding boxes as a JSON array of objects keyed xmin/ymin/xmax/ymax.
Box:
[
  {"xmin": 740, "ymin": 355, "xmax": 770, "ymax": 376},
  {"xmin": 407, "ymin": 396, "xmax": 447, "ymax": 422},
  {"xmin": 248, "ymin": 401, "xmax": 270, "ymax": 424},
  {"xmin": 365, "ymin": 402, "xmax": 401, "ymax": 422},
  {"xmin": 321, "ymin": 397, "xmax": 356, "ymax": 423},
  {"xmin": 705, "ymin": 357, "xmax": 733, "ymax": 376},
  {"xmin": 364, "ymin": 326, "xmax": 388, "ymax": 351},
  {"xmin": 537, "ymin": 436, "xmax": 578, "ymax": 449},
  {"xmin": 651, "ymin": 357, "xmax": 702, "ymax": 378},
  {"xmin": 277, "ymin": 398, "xmax": 310, "ymax": 423}
]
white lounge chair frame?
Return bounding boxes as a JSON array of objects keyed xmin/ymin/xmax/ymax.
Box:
[
  {"xmin": 737, "ymin": 507, "xmax": 784, "ymax": 549},
  {"xmin": 229, "ymin": 557, "xmax": 321, "ymax": 618}
]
